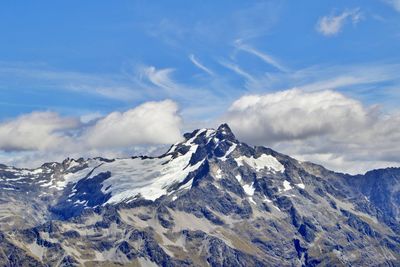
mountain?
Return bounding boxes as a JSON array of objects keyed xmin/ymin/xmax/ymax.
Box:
[{"xmin": 0, "ymin": 124, "xmax": 399, "ymax": 266}]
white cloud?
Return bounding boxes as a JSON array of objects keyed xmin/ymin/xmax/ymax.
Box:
[
  {"xmin": 219, "ymin": 60, "xmax": 255, "ymax": 82},
  {"xmin": 242, "ymin": 63, "xmax": 400, "ymax": 95},
  {"xmin": 0, "ymin": 100, "xmax": 183, "ymax": 166},
  {"xmin": 139, "ymin": 65, "xmax": 225, "ymax": 114},
  {"xmin": 83, "ymin": 100, "xmax": 182, "ymax": 148},
  {"xmin": 0, "ymin": 63, "xmax": 140, "ymax": 101},
  {"xmin": 383, "ymin": 0, "xmax": 400, "ymax": 12},
  {"xmin": 189, "ymin": 54, "xmax": 214, "ymax": 75},
  {"xmin": 316, "ymin": 8, "xmax": 362, "ymax": 36},
  {"xmin": 224, "ymin": 89, "xmax": 400, "ymax": 174},
  {"xmin": 141, "ymin": 66, "xmax": 177, "ymax": 93},
  {"xmin": 234, "ymin": 40, "xmax": 289, "ymax": 72},
  {"xmin": 225, "ymin": 89, "xmax": 371, "ymax": 143},
  {"xmin": 0, "ymin": 112, "xmax": 79, "ymax": 151},
  {"xmin": 67, "ymin": 84, "xmax": 139, "ymax": 101},
  {"xmin": 80, "ymin": 112, "xmax": 103, "ymax": 124}
]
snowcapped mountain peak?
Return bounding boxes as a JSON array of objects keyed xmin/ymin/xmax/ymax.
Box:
[
  {"xmin": 181, "ymin": 123, "xmax": 236, "ymax": 145},
  {"xmin": 1, "ymin": 124, "xmax": 400, "ymax": 266},
  {"xmin": 40, "ymin": 123, "xmax": 289, "ymax": 218},
  {"xmin": 165, "ymin": 124, "xmax": 238, "ymax": 163},
  {"xmin": 1, "ymin": 124, "xmax": 286, "ymax": 212},
  {"xmin": 216, "ymin": 123, "xmax": 236, "ymax": 140}
]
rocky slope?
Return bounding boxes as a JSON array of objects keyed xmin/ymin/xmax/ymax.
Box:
[{"xmin": 0, "ymin": 124, "xmax": 399, "ymax": 266}]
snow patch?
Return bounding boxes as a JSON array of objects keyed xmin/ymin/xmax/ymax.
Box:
[
  {"xmin": 220, "ymin": 143, "xmax": 237, "ymax": 161},
  {"xmin": 215, "ymin": 169, "xmax": 222, "ymax": 179},
  {"xmin": 235, "ymin": 154, "xmax": 284, "ymax": 173},
  {"xmin": 263, "ymin": 197, "xmax": 272, "ymax": 203},
  {"xmin": 243, "ymin": 183, "xmax": 255, "ymax": 196},
  {"xmin": 79, "ymin": 144, "xmax": 201, "ymax": 203},
  {"xmin": 187, "ymin": 128, "xmax": 208, "ymax": 144},
  {"xmin": 74, "ymin": 199, "xmax": 87, "ymax": 205},
  {"xmin": 283, "ymin": 180, "xmax": 293, "ymax": 191},
  {"xmin": 56, "ymin": 159, "xmax": 101, "ymax": 190},
  {"xmin": 31, "ymin": 168, "xmax": 43, "ymax": 175},
  {"xmin": 39, "ymin": 179, "xmax": 54, "ymax": 187},
  {"xmin": 66, "ymin": 159, "xmax": 80, "ymax": 170},
  {"xmin": 2, "ymin": 187, "xmax": 15, "ymax": 191},
  {"xmin": 204, "ymin": 129, "xmax": 215, "ymax": 138},
  {"xmin": 235, "ymin": 174, "xmax": 242, "ymax": 183}
]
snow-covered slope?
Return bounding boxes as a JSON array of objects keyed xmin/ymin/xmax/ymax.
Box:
[
  {"xmin": 47, "ymin": 126, "xmax": 289, "ymax": 210},
  {"xmin": 0, "ymin": 124, "xmax": 399, "ymax": 266},
  {"xmin": 63, "ymin": 132, "xmax": 203, "ymax": 204}
]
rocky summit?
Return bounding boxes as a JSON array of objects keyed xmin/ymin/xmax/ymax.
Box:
[{"xmin": 0, "ymin": 124, "xmax": 399, "ymax": 266}]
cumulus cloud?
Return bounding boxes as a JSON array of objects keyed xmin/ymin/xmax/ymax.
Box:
[
  {"xmin": 2, "ymin": 91, "xmax": 399, "ymax": 174},
  {"xmin": 224, "ymin": 89, "xmax": 400, "ymax": 174},
  {"xmin": 83, "ymin": 100, "xmax": 182, "ymax": 148},
  {"xmin": 316, "ymin": 8, "xmax": 362, "ymax": 36},
  {"xmin": 0, "ymin": 112, "xmax": 79, "ymax": 151},
  {"xmin": 225, "ymin": 89, "xmax": 373, "ymax": 143},
  {"xmin": 0, "ymin": 100, "xmax": 183, "ymax": 166}
]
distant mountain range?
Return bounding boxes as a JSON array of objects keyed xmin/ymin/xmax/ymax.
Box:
[{"xmin": 0, "ymin": 124, "xmax": 399, "ymax": 266}]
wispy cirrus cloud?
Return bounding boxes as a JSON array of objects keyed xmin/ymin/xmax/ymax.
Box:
[
  {"xmin": 293, "ymin": 64, "xmax": 400, "ymax": 93},
  {"xmin": 2, "ymin": 60, "xmax": 400, "ymax": 174},
  {"xmin": 316, "ymin": 8, "xmax": 363, "ymax": 36},
  {"xmin": 189, "ymin": 54, "xmax": 214, "ymax": 75},
  {"xmin": 383, "ymin": 0, "xmax": 400, "ymax": 12},
  {"xmin": 138, "ymin": 65, "xmax": 231, "ymax": 121},
  {"xmin": 234, "ymin": 40, "xmax": 289, "ymax": 72},
  {"xmin": 140, "ymin": 66, "xmax": 177, "ymax": 94},
  {"xmin": 0, "ymin": 62, "xmax": 140, "ymax": 101},
  {"xmin": 139, "ymin": 65, "xmax": 210, "ymax": 99},
  {"xmin": 219, "ymin": 60, "xmax": 255, "ymax": 82},
  {"xmin": 240, "ymin": 63, "xmax": 400, "ymax": 98}
]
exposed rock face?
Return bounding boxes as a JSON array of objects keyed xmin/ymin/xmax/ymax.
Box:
[{"xmin": 0, "ymin": 124, "xmax": 399, "ymax": 266}]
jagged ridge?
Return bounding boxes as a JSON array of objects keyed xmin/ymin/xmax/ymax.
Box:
[{"xmin": 0, "ymin": 124, "xmax": 399, "ymax": 266}]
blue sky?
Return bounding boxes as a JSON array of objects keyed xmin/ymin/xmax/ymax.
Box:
[{"xmin": 0, "ymin": 1, "xmax": 400, "ymax": 173}]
